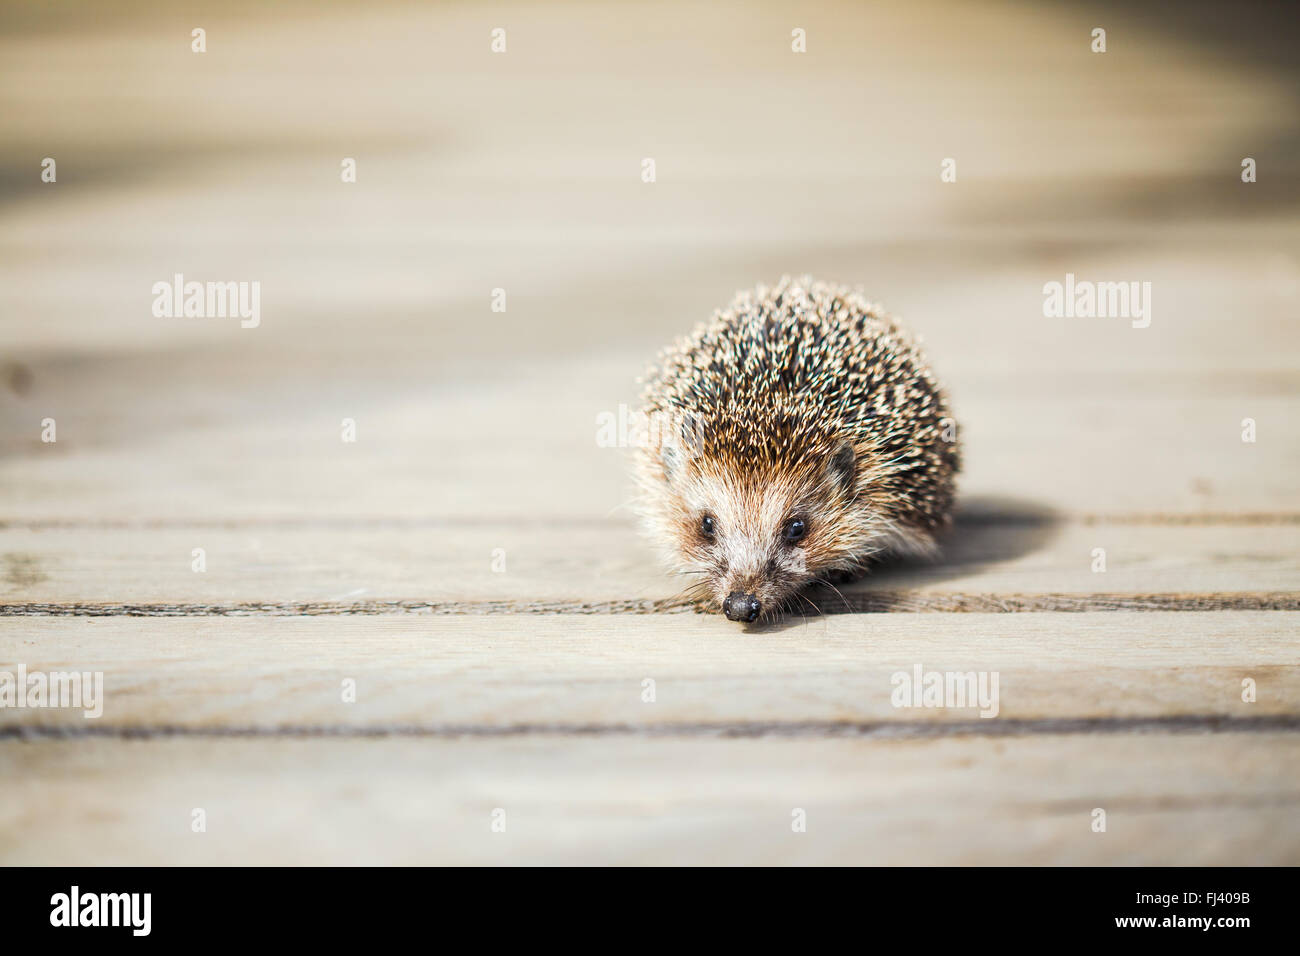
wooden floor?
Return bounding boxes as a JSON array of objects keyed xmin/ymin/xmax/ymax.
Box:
[{"xmin": 1, "ymin": 0, "xmax": 1298, "ymax": 864}]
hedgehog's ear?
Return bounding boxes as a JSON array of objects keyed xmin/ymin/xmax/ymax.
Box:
[{"xmin": 827, "ymin": 441, "xmax": 856, "ymax": 495}]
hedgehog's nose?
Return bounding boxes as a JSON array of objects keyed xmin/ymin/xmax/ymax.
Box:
[{"xmin": 723, "ymin": 591, "xmax": 761, "ymax": 623}]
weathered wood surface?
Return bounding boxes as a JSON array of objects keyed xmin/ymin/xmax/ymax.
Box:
[
  {"xmin": 3, "ymin": 735, "xmax": 1297, "ymax": 865},
  {"xmin": 3, "ymin": 364, "xmax": 1297, "ymax": 521},
  {"xmin": 0, "ymin": 0, "xmax": 1297, "ymax": 865},
  {"xmin": 1, "ymin": 3, "xmax": 1298, "ymax": 524},
  {"xmin": 0, "ymin": 518, "xmax": 1297, "ymax": 609},
  {"xmin": 2, "ymin": 614, "xmax": 1296, "ymax": 732}
]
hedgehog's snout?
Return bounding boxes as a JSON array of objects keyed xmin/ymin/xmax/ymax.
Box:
[{"xmin": 722, "ymin": 591, "xmax": 762, "ymax": 623}]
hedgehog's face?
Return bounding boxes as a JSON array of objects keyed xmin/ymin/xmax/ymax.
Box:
[{"xmin": 662, "ymin": 441, "xmax": 859, "ymax": 623}]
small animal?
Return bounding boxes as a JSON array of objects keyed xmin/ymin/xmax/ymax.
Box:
[{"xmin": 634, "ymin": 277, "xmax": 960, "ymax": 623}]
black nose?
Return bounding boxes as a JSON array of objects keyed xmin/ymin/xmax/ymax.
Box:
[{"xmin": 723, "ymin": 591, "xmax": 761, "ymax": 623}]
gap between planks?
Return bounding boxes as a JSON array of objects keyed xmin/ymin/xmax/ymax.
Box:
[
  {"xmin": 6, "ymin": 714, "xmax": 1300, "ymax": 741},
  {"xmin": 2, "ymin": 592, "xmax": 1297, "ymax": 617}
]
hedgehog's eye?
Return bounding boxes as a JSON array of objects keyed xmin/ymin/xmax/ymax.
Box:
[
  {"xmin": 783, "ymin": 518, "xmax": 807, "ymax": 544},
  {"xmin": 699, "ymin": 514, "xmax": 717, "ymax": 540}
]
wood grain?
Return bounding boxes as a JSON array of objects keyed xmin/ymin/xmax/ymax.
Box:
[
  {"xmin": 3, "ymin": 735, "xmax": 1297, "ymax": 865},
  {"xmin": 3, "ymin": 366, "xmax": 1298, "ymax": 522},
  {"xmin": 0, "ymin": 518, "xmax": 1296, "ymax": 609},
  {"xmin": 2, "ymin": 613, "xmax": 1295, "ymax": 733}
]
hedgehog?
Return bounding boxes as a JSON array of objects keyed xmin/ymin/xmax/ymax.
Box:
[{"xmin": 633, "ymin": 276, "xmax": 960, "ymax": 623}]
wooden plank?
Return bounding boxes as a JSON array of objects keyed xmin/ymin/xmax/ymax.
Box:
[
  {"xmin": 0, "ymin": 518, "xmax": 1296, "ymax": 607},
  {"xmin": 2, "ymin": 734, "xmax": 1297, "ymax": 865},
  {"xmin": 2, "ymin": 613, "xmax": 1295, "ymax": 732},
  {"xmin": 2, "ymin": 370, "xmax": 1298, "ymax": 522},
  {"xmin": 3, "ymin": 1, "xmax": 1295, "ymax": 283}
]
